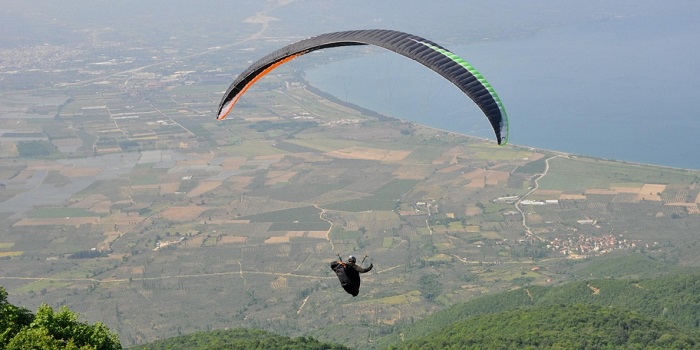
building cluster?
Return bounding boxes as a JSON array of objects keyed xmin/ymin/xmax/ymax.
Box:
[
  {"xmin": 547, "ymin": 234, "xmax": 639, "ymax": 257},
  {"xmin": 0, "ymin": 45, "xmax": 84, "ymax": 70}
]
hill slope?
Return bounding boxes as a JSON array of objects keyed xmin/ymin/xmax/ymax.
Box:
[
  {"xmin": 374, "ymin": 269, "xmax": 700, "ymax": 348},
  {"xmin": 127, "ymin": 328, "xmax": 350, "ymax": 350},
  {"xmin": 385, "ymin": 304, "xmax": 700, "ymax": 350}
]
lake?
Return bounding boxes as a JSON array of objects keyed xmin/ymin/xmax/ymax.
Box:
[{"xmin": 304, "ymin": 12, "xmax": 700, "ymax": 170}]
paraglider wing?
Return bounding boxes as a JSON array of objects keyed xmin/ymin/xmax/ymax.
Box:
[{"xmin": 217, "ymin": 29, "xmax": 509, "ymax": 145}]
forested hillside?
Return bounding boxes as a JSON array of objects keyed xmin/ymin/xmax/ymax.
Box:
[
  {"xmin": 385, "ymin": 304, "xmax": 700, "ymax": 349},
  {"xmin": 124, "ymin": 266, "xmax": 700, "ymax": 350},
  {"xmin": 127, "ymin": 328, "xmax": 350, "ymax": 350},
  {"xmin": 374, "ymin": 268, "xmax": 700, "ymax": 348}
]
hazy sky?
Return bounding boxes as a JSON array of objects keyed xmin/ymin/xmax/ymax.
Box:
[{"xmin": 4, "ymin": 1, "xmax": 692, "ymax": 47}]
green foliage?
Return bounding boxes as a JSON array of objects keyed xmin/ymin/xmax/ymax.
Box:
[
  {"xmin": 1, "ymin": 287, "xmax": 33, "ymax": 348},
  {"xmin": 387, "ymin": 304, "xmax": 700, "ymax": 349},
  {"xmin": 0, "ymin": 287, "xmax": 121, "ymax": 349},
  {"xmin": 538, "ymin": 157, "xmax": 698, "ymax": 192},
  {"xmin": 6, "ymin": 327, "xmax": 76, "ymax": 350},
  {"xmin": 241, "ymin": 206, "xmax": 324, "ymax": 223},
  {"xmin": 69, "ymin": 250, "xmax": 109, "ymax": 259},
  {"xmin": 375, "ymin": 271, "xmax": 700, "ymax": 349},
  {"xmin": 324, "ymin": 198, "xmax": 397, "ymax": 212},
  {"xmin": 418, "ymin": 274, "xmax": 442, "ymax": 302},
  {"xmin": 330, "ymin": 227, "xmax": 363, "ymax": 241},
  {"xmin": 373, "ymin": 179, "xmax": 420, "ymax": 199},
  {"xmin": 569, "ymin": 253, "xmax": 683, "ymax": 279},
  {"xmin": 513, "ymin": 157, "xmax": 546, "ymax": 175},
  {"xmin": 325, "ymin": 179, "xmax": 419, "ymax": 212},
  {"xmin": 130, "ymin": 328, "xmax": 350, "ymax": 350},
  {"xmin": 250, "ymin": 120, "xmax": 318, "ymax": 133},
  {"xmin": 17, "ymin": 140, "xmax": 59, "ymax": 157},
  {"xmin": 118, "ymin": 141, "xmax": 140, "ymax": 150}
]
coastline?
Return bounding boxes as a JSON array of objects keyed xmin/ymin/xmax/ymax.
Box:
[{"xmin": 294, "ymin": 71, "xmax": 699, "ymax": 173}]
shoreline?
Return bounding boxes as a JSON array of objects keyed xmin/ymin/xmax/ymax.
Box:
[{"xmin": 294, "ymin": 71, "xmax": 698, "ymax": 173}]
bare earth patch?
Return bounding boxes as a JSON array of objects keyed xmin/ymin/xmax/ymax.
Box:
[
  {"xmin": 610, "ymin": 186, "xmax": 642, "ymax": 194},
  {"xmin": 666, "ymin": 203, "xmax": 700, "ymax": 215},
  {"xmin": 637, "ymin": 184, "xmax": 666, "ymax": 201},
  {"xmin": 60, "ymin": 167, "xmax": 102, "ymax": 177},
  {"xmin": 463, "ymin": 169, "xmax": 509, "ymax": 188},
  {"xmin": 560, "ymin": 194, "xmax": 587, "ymax": 200},
  {"xmin": 98, "ymin": 231, "xmax": 122, "ymax": 251},
  {"xmin": 68, "ymin": 194, "xmax": 109, "ymax": 209},
  {"xmin": 160, "ymin": 206, "xmax": 208, "ymax": 221},
  {"xmin": 187, "ymin": 181, "xmax": 222, "ymax": 198},
  {"xmin": 183, "ymin": 236, "xmax": 205, "ymax": 247},
  {"xmin": 532, "ymin": 189, "xmax": 563, "ymax": 198},
  {"xmin": 0, "ymin": 251, "xmax": 22, "ymax": 257},
  {"xmin": 306, "ymin": 231, "xmax": 330, "ymax": 239},
  {"xmin": 265, "ymin": 171, "xmax": 297, "ymax": 185},
  {"xmin": 265, "ymin": 236, "xmax": 289, "ymax": 244},
  {"xmin": 226, "ymin": 176, "xmax": 254, "ymax": 190},
  {"xmin": 285, "ymin": 231, "xmax": 306, "ymax": 238},
  {"xmin": 270, "ymin": 276, "xmax": 288, "ymax": 290},
  {"xmin": 158, "ymin": 182, "xmax": 181, "ymax": 195},
  {"xmin": 326, "ymin": 146, "xmax": 410, "ymax": 162},
  {"xmin": 432, "ymin": 146, "xmax": 462, "ymax": 165},
  {"xmin": 219, "ymin": 236, "xmax": 247, "ymax": 244},
  {"xmin": 465, "ymin": 206, "xmax": 482, "ymax": 216},
  {"xmin": 438, "ymin": 164, "xmax": 465, "ymax": 174},
  {"xmin": 393, "ymin": 164, "xmax": 435, "ymax": 179},
  {"xmin": 221, "ymin": 157, "xmax": 247, "ymax": 170}
]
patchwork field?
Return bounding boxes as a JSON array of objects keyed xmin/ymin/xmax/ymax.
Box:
[{"xmin": 1, "ymin": 64, "xmax": 699, "ymax": 350}]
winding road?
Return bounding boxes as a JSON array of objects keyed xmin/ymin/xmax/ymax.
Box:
[{"xmin": 515, "ymin": 154, "xmax": 562, "ymax": 239}]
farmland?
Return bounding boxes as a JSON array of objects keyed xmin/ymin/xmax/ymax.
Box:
[{"xmin": 1, "ymin": 29, "xmax": 700, "ymax": 349}]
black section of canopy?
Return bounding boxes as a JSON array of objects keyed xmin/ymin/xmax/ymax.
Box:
[{"xmin": 218, "ymin": 29, "xmax": 503, "ymax": 144}]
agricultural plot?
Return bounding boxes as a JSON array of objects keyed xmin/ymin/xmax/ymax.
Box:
[{"xmin": 1, "ymin": 57, "xmax": 699, "ymax": 349}]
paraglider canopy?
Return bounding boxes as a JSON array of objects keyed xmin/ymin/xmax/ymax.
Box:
[{"xmin": 217, "ymin": 29, "xmax": 509, "ymax": 145}]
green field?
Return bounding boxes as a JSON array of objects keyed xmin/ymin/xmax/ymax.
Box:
[
  {"xmin": 29, "ymin": 208, "xmax": 103, "ymax": 219},
  {"xmin": 330, "ymin": 228, "xmax": 363, "ymax": 240},
  {"xmin": 539, "ymin": 157, "xmax": 699, "ymax": 192},
  {"xmin": 286, "ymin": 137, "xmax": 365, "ymax": 152},
  {"xmin": 325, "ymin": 199, "xmax": 398, "ymax": 212},
  {"xmin": 241, "ymin": 206, "xmax": 324, "ymax": 223}
]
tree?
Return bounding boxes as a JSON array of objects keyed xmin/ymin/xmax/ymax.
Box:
[
  {"xmin": 418, "ymin": 274, "xmax": 442, "ymax": 302},
  {"xmin": 0, "ymin": 286, "xmax": 121, "ymax": 349},
  {"xmin": 1, "ymin": 286, "xmax": 33, "ymax": 348}
]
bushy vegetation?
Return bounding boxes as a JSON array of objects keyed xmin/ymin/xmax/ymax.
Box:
[
  {"xmin": 0, "ymin": 286, "xmax": 121, "ymax": 349},
  {"xmin": 6, "ymin": 269, "xmax": 700, "ymax": 349},
  {"xmin": 17, "ymin": 140, "xmax": 59, "ymax": 157},
  {"xmin": 374, "ymin": 271, "xmax": 700, "ymax": 348},
  {"xmin": 128, "ymin": 328, "xmax": 350, "ymax": 350},
  {"xmin": 386, "ymin": 304, "xmax": 700, "ymax": 349}
]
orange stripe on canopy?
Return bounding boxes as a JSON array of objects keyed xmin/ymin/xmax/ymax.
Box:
[{"xmin": 217, "ymin": 53, "xmax": 302, "ymax": 120}]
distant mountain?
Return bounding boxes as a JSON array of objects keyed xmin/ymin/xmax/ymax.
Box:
[{"xmin": 127, "ymin": 328, "xmax": 350, "ymax": 350}]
